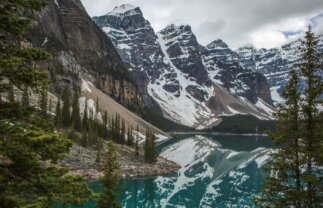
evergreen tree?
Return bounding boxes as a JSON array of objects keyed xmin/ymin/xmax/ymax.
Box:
[
  {"xmin": 0, "ymin": 1, "xmax": 93, "ymax": 206},
  {"xmin": 144, "ymin": 129, "xmax": 149, "ymax": 162},
  {"xmin": 82, "ymin": 100, "xmax": 88, "ymax": 131},
  {"xmin": 135, "ymin": 125, "xmax": 139, "ymax": 157},
  {"xmin": 144, "ymin": 129, "xmax": 156, "ymax": 163},
  {"xmin": 255, "ymin": 26, "xmax": 323, "ymax": 207},
  {"xmin": 71, "ymin": 91, "xmax": 82, "ymax": 131},
  {"xmin": 127, "ymin": 126, "xmax": 134, "ymax": 146},
  {"xmin": 97, "ymin": 141, "xmax": 121, "ymax": 208},
  {"xmin": 81, "ymin": 131, "xmax": 88, "ymax": 147},
  {"xmin": 121, "ymin": 118, "xmax": 125, "ymax": 144},
  {"xmin": 62, "ymin": 86, "xmax": 71, "ymax": 127},
  {"xmin": 8, "ymin": 82, "xmax": 15, "ymax": 103},
  {"xmin": 40, "ymin": 87, "xmax": 48, "ymax": 117},
  {"xmin": 103, "ymin": 111, "xmax": 108, "ymax": 138},
  {"xmin": 95, "ymin": 96, "xmax": 100, "ymax": 115},
  {"xmin": 150, "ymin": 132, "xmax": 156, "ymax": 163},
  {"xmin": 48, "ymin": 96, "xmax": 53, "ymax": 114},
  {"xmin": 298, "ymin": 26, "xmax": 323, "ymax": 207},
  {"xmin": 95, "ymin": 138, "xmax": 103, "ymax": 166},
  {"xmin": 21, "ymin": 86, "xmax": 29, "ymax": 108},
  {"xmin": 55, "ymin": 99, "xmax": 61, "ymax": 127},
  {"xmin": 255, "ymin": 70, "xmax": 304, "ymax": 207}
]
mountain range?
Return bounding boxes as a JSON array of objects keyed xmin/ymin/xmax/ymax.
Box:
[
  {"xmin": 26, "ymin": 1, "xmax": 322, "ymax": 131},
  {"xmin": 93, "ymin": 4, "xmax": 280, "ymax": 128}
]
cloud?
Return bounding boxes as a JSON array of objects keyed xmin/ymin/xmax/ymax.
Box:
[{"xmin": 80, "ymin": 0, "xmax": 323, "ymax": 49}]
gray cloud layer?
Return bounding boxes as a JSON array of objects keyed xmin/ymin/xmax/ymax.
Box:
[{"xmin": 81, "ymin": 0, "xmax": 323, "ymax": 49}]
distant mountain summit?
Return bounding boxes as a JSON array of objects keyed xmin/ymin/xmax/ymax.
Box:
[
  {"xmin": 93, "ymin": 4, "xmax": 277, "ymax": 128},
  {"xmin": 236, "ymin": 34, "xmax": 323, "ymax": 105}
]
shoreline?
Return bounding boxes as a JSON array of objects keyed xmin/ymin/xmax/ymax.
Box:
[
  {"xmin": 61, "ymin": 143, "xmax": 180, "ymax": 180},
  {"xmin": 167, "ymin": 131, "xmax": 268, "ymax": 137}
]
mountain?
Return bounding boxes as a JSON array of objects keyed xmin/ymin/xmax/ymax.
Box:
[
  {"xmin": 236, "ymin": 34, "xmax": 323, "ymax": 105},
  {"xmin": 93, "ymin": 4, "xmax": 274, "ymax": 128},
  {"xmin": 24, "ymin": 0, "xmax": 168, "ymax": 134}
]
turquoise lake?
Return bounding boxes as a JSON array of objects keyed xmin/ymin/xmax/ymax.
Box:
[{"xmin": 71, "ymin": 134, "xmax": 275, "ymax": 208}]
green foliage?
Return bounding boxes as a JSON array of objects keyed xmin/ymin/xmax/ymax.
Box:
[
  {"xmin": 40, "ymin": 86, "xmax": 48, "ymax": 117},
  {"xmin": 97, "ymin": 141, "xmax": 121, "ymax": 208},
  {"xmin": 255, "ymin": 26, "xmax": 323, "ymax": 207},
  {"xmin": 127, "ymin": 126, "xmax": 134, "ymax": 146},
  {"xmin": 71, "ymin": 91, "xmax": 82, "ymax": 131},
  {"xmin": 0, "ymin": 0, "xmax": 49, "ymax": 94},
  {"xmin": 135, "ymin": 125, "xmax": 139, "ymax": 157},
  {"xmin": 21, "ymin": 85, "xmax": 29, "ymax": 108},
  {"xmin": 0, "ymin": 1, "xmax": 93, "ymax": 206},
  {"xmin": 55, "ymin": 99, "xmax": 61, "ymax": 127},
  {"xmin": 144, "ymin": 129, "xmax": 156, "ymax": 163},
  {"xmin": 0, "ymin": 107, "xmax": 93, "ymax": 207},
  {"xmin": 297, "ymin": 26, "xmax": 323, "ymax": 207},
  {"xmin": 82, "ymin": 100, "xmax": 88, "ymax": 131},
  {"xmin": 61, "ymin": 86, "xmax": 71, "ymax": 127}
]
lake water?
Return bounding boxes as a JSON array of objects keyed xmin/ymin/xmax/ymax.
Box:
[{"xmin": 76, "ymin": 134, "xmax": 275, "ymax": 208}]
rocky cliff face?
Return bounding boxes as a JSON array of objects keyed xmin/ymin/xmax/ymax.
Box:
[
  {"xmin": 201, "ymin": 39, "xmax": 272, "ymax": 104},
  {"xmin": 26, "ymin": 0, "xmax": 141, "ymax": 110},
  {"xmin": 236, "ymin": 34, "xmax": 323, "ymax": 105},
  {"xmin": 93, "ymin": 4, "xmax": 274, "ymax": 128}
]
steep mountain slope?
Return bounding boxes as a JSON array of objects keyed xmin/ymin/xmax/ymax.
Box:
[
  {"xmin": 26, "ymin": 0, "xmax": 140, "ymax": 110},
  {"xmin": 93, "ymin": 4, "xmax": 274, "ymax": 128},
  {"xmin": 236, "ymin": 34, "xmax": 323, "ymax": 105},
  {"xmin": 24, "ymin": 0, "xmax": 168, "ymax": 135}
]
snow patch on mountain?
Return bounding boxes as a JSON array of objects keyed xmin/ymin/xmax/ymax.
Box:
[{"xmin": 107, "ymin": 4, "xmax": 139, "ymax": 16}]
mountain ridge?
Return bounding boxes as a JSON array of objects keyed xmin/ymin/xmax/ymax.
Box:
[{"xmin": 93, "ymin": 4, "xmax": 275, "ymax": 128}]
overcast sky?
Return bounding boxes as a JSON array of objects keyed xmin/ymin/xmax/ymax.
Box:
[{"xmin": 80, "ymin": 0, "xmax": 323, "ymax": 49}]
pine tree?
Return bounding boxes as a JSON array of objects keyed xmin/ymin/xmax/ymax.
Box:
[
  {"xmin": 40, "ymin": 87, "xmax": 48, "ymax": 117},
  {"xmin": 103, "ymin": 111, "xmax": 108, "ymax": 138},
  {"xmin": 255, "ymin": 26, "xmax": 323, "ymax": 207},
  {"xmin": 97, "ymin": 141, "xmax": 121, "ymax": 208},
  {"xmin": 48, "ymin": 96, "xmax": 53, "ymax": 114},
  {"xmin": 151, "ymin": 132, "xmax": 156, "ymax": 162},
  {"xmin": 82, "ymin": 100, "xmax": 88, "ymax": 131},
  {"xmin": 144, "ymin": 129, "xmax": 149, "ymax": 162},
  {"xmin": 95, "ymin": 96, "xmax": 100, "ymax": 115},
  {"xmin": 135, "ymin": 125, "xmax": 139, "ymax": 157},
  {"xmin": 144, "ymin": 129, "xmax": 156, "ymax": 163},
  {"xmin": 127, "ymin": 126, "xmax": 134, "ymax": 146},
  {"xmin": 121, "ymin": 118, "xmax": 126, "ymax": 144},
  {"xmin": 55, "ymin": 99, "xmax": 61, "ymax": 127},
  {"xmin": 298, "ymin": 26, "xmax": 323, "ymax": 207},
  {"xmin": 8, "ymin": 82, "xmax": 15, "ymax": 103},
  {"xmin": 21, "ymin": 86, "xmax": 29, "ymax": 108},
  {"xmin": 62, "ymin": 86, "xmax": 71, "ymax": 127},
  {"xmin": 0, "ymin": 1, "xmax": 93, "ymax": 206},
  {"xmin": 71, "ymin": 91, "xmax": 82, "ymax": 131},
  {"xmin": 255, "ymin": 70, "xmax": 304, "ymax": 207}
]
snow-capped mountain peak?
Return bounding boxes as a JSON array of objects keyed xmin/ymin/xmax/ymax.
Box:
[
  {"xmin": 206, "ymin": 39, "xmax": 229, "ymax": 49},
  {"xmin": 107, "ymin": 4, "xmax": 140, "ymax": 16},
  {"xmin": 93, "ymin": 5, "xmax": 276, "ymax": 128}
]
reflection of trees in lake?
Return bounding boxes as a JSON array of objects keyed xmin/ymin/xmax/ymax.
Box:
[{"xmin": 144, "ymin": 178, "xmax": 155, "ymax": 207}]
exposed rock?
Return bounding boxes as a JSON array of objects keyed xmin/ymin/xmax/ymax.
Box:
[
  {"xmin": 93, "ymin": 5, "xmax": 274, "ymax": 127},
  {"xmin": 25, "ymin": 0, "xmax": 141, "ymax": 110},
  {"xmin": 186, "ymin": 85, "xmax": 208, "ymax": 102},
  {"xmin": 236, "ymin": 34, "xmax": 323, "ymax": 105},
  {"xmin": 60, "ymin": 143, "xmax": 180, "ymax": 180}
]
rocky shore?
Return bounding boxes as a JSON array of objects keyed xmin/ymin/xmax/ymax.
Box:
[{"xmin": 60, "ymin": 143, "xmax": 180, "ymax": 179}]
